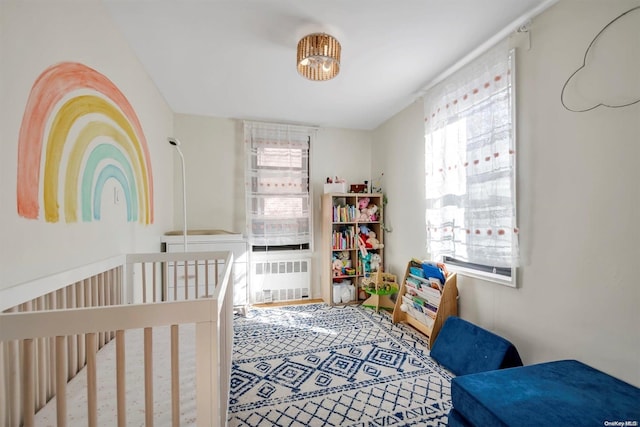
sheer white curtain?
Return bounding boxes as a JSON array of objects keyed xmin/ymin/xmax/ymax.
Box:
[
  {"xmin": 424, "ymin": 39, "xmax": 518, "ymax": 269},
  {"xmin": 244, "ymin": 121, "xmax": 314, "ymax": 247}
]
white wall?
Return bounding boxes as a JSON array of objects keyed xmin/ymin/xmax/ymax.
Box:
[
  {"xmin": 372, "ymin": 101, "xmax": 428, "ymax": 275},
  {"xmin": 373, "ymin": 0, "xmax": 640, "ymax": 386},
  {"xmin": 172, "ymin": 114, "xmax": 244, "ymax": 233},
  {"xmin": 311, "ymin": 127, "xmax": 373, "ymax": 292},
  {"xmin": 0, "ymin": 0, "xmax": 174, "ymax": 290}
]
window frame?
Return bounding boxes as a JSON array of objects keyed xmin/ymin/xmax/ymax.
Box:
[
  {"xmin": 244, "ymin": 121, "xmax": 314, "ymax": 252},
  {"xmin": 424, "ymin": 46, "xmax": 518, "ymax": 287}
]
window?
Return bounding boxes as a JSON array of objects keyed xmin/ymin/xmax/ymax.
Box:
[
  {"xmin": 244, "ymin": 121, "xmax": 314, "ymax": 250},
  {"xmin": 423, "ymin": 40, "xmax": 518, "ymax": 285}
]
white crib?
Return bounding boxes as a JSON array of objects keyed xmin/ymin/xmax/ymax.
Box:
[{"xmin": 0, "ymin": 250, "xmax": 234, "ymax": 427}]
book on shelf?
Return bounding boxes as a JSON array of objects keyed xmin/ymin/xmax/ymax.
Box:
[
  {"xmin": 401, "ymin": 295, "xmax": 436, "ymax": 329},
  {"xmin": 413, "ymin": 259, "xmax": 448, "ymax": 288},
  {"xmin": 420, "ymin": 293, "xmax": 441, "ymax": 308},
  {"xmin": 423, "ymin": 309, "xmax": 437, "ymax": 321},
  {"xmin": 423, "ymin": 302, "xmax": 439, "ymax": 315},
  {"xmin": 406, "ymin": 275, "xmax": 423, "ymax": 285},
  {"xmin": 332, "ymin": 226, "xmax": 356, "ymax": 250},
  {"xmin": 423, "ymin": 260, "xmax": 450, "ymax": 277},
  {"xmin": 405, "ymin": 281, "xmax": 441, "ymax": 301},
  {"xmin": 333, "ymin": 204, "xmax": 357, "ymax": 222},
  {"xmin": 409, "ymin": 266, "xmax": 425, "ymax": 278},
  {"xmin": 407, "ymin": 295, "xmax": 437, "ymax": 317},
  {"xmin": 407, "ymin": 275, "xmax": 442, "ymax": 294},
  {"xmin": 405, "ymin": 291, "xmax": 440, "ymax": 310},
  {"xmin": 428, "ymin": 277, "xmax": 443, "ymax": 291},
  {"xmin": 408, "ymin": 273, "xmax": 429, "ymax": 284},
  {"xmin": 424, "ymin": 316, "xmax": 435, "ymax": 328},
  {"xmin": 421, "ymin": 284, "xmax": 442, "ymax": 296},
  {"xmin": 422, "ymin": 264, "xmax": 446, "ymax": 287}
]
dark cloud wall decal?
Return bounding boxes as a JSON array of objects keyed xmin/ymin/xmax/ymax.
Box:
[{"xmin": 561, "ymin": 6, "xmax": 640, "ymax": 112}]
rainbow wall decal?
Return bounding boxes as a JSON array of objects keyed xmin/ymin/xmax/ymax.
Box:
[{"xmin": 16, "ymin": 62, "xmax": 154, "ymax": 224}]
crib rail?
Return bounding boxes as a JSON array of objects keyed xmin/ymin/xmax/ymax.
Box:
[
  {"xmin": 0, "ymin": 250, "xmax": 234, "ymax": 427},
  {"xmin": 0, "ymin": 263, "xmax": 123, "ymax": 427}
]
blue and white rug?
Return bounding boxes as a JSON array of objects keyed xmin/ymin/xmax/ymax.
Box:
[{"xmin": 228, "ymin": 304, "xmax": 453, "ymax": 426}]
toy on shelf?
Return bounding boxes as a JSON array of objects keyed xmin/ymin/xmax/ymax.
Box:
[
  {"xmin": 332, "ymin": 250, "xmax": 354, "ymax": 277},
  {"xmin": 350, "ymin": 183, "xmax": 368, "ymax": 193},
  {"xmin": 357, "ymin": 197, "xmax": 370, "ymax": 221},
  {"xmin": 357, "ymin": 225, "xmax": 383, "ymax": 250},
  {"xmin": 365, "ymin": 231, "xmax": 384, "ymax": 249},
  {"xmin": 370, "ymin": 253, "xmax": 382, "ymax": 271},
  {"xmin": 353, "ymin": 200, "xmax": 380, "ymax": 222},
  {"xmin": 332, "ymin": 259, "xmax": 343, "ymax": 277},
  {"xmin": 361, "ymin": 270, "xmax": 398, "ymax": 313},
  {"xmin": 371, "ymin": 172, "xmax": 384, "ymax": 194},
  {"xmin": 324, "ymin": 176, "xmax": 348, "ymax": 194},
  {"xmin": 357, "ymin": 234, "xmax": 372, "ymax": 278},
  {"xmin": 326, "ymin": 176, "xmax": 345, "ymax": 184},
  {"xmin": 365, "ymin": 204, "xmax": 379, "ymax": 221}
]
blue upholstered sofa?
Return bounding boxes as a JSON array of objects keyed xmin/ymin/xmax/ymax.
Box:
[{"xmin": 430, "ymin": 317, "xmax": 640, "ymax": 427}]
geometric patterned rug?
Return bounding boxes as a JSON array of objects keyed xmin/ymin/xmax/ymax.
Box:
[{"xmin": 228, "ymin": 303, "xmax": 453, "ymax": 426}]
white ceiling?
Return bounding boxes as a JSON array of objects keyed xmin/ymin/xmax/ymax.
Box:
[{"xmin": 103, "ymin": 0, "xmax": 554, "ymax": 130}]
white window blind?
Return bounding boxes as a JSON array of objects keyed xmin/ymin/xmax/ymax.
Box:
[
  {"xmin": 244, "ymin": 121, "xmax": 314, "ymax": 247},
  {"xmin": 424, "ymin": 40, "xmax": 519, "ymax": 277}
]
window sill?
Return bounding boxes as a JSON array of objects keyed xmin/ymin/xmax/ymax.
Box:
[{"xmin": 445, "ymin": 263, "xmax": 517, "ymax": 288}]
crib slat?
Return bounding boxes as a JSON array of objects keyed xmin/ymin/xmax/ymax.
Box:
[
  {"xmin": 56, "ymin": 289, "xmax": 65, "ymax": 311},
  {"xmin": 98, "ymin": 271, "xmax": 109, "ymax": 349},
  {"xmin": 105, "ymin": 275, "xmax": 112, "ymax": 340},
  {"xmin": 47, "ymin": 293, "xmax": 56, "ymax": 399},
  {"xmin": 183, "ymin": 261, "xmax": 188, "ymax": 300},
  {"xmin": 84, "ymin": 277, "xmax": 91, "ymax": 310},
  {"xmin": 142, "ymin": 261, "xmax": 148, "ymax": 303},
  {"xmin": 60, "ymin": 287, "xmax": 69, "ymax": 383},
  {"xmin": 98, "ymin": 275, "xmax": 106, "ymax": 348},
  {"xmin": 116, "ymin": 330, "xmax": 126, "ymax": 427},
  {"xmin": 119, "ymin": 265, "xmax": 124, "ymax": 304},
  {"xmin": 66, "ymin": 286, "xmax": 77, "ymax": 378},
  {"xmin": 35, "ymin": 297, "xmax": 46, "ymax": 410},
  {"xmin": 86, "ymin": 333, "xmax": 97, "ymax": 427},
  {"xmin": 173, "ymin": 261, "xmax": 178, "ymax": 301},
  {"xmin": 115, "ymin": 267, "xmax": 121, "ymax": 305},
  {"xmin": 91, "ymin": 276, "xmax": 98, "ymax": 347},
  {"xmin": 171, "ymin": 325, "xmax": 180, "ymax": 427},
  {"xmin": 144, "ymin": 327, "xmax": 154, "ymax": 427},
  {"xmin": 55, "ymin": 336, "xmax": 67, "ymax": 427},
  {"xmin": 7, "ymin": 337, "xmax": 19, "ymax": 427},
  {"xmin": 153, "ymin": 262, "xmax": 158, "ymax": 302},
  {"xmin": 76, "ymin": 282, "xmax": 86, "ymax": 369},
  {"xmin": 36, "ymin": 335, "xmax": 45, "ymax": 410},
  {"xmin": 22, "ymin": 339, "xmax": 34, "ymax": 427},
  {"xmin": 195, "ymin": 262, "xmax": 199, "ymax": 299},
  {"xmin": 215, "ymin": 260, "xmax": 219, "ymax": 287},
  {"xmin": 163, "ymin": 262, "xmax": 168, "ymax": 302},
  {"xmin": 107, "ymin": 269, "xmax": 116, "ymax": 341},
  {"xmin": 205, "ymin": 260, "xmax": 210, "ymax": 297}
]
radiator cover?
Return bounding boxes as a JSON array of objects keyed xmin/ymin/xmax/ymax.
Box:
[{"xmin": 250, "ymin": 254, "xmax": 311, "ymax": 303}]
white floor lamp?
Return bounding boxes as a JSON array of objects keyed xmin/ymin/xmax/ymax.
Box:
[{"xmin": 168, "ymin": 137, "xmax": 187, "ymax": 252}]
